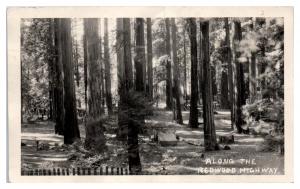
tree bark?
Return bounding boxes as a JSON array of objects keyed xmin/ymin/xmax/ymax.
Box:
[
  {"xmin": 220, "ymin": 70, "xmax": 230, "ymax": 109},
  {"xmin": 200, "ymin": 20, "xmax": 218, "ymax": 151},
  {"xmin": 171, "ymin": 18, "xmax": 183, "ymax": 124},
  {"xmin": 99, "ymin": 19, "xmax": 106, "ymax": 112},
  {"xmin": 83, "ymin": 22, "xmax": 88, "ymax": 113},
  {"xmin": 117, "ymin": 18, "xmax": 126, "ymax": 140},
  {"xmin": 165, "ymin": 18, "xmax": 173, "ymax": 110},
  {"xmin": 49, "ymin": 18, "xmax": 56, "ymax": 121},
  {"xmin": 232, "ymin": 20, "xmax": 246, "ymax": 133},
  {"xmin": 183, "ymin": 28, "xmax": 188, "ymax": 104},
  {"xmin": 127, "ymin": 18, "xmax": 142, "ymax": 174},
  {"xmin": 116, "ymin": 18, "xmax": 134, "ymax": 140},
  {"xmin": 249, "ymin": 18, "xmax": 257, "ymax": 103},
  {"xmin": 124, "ymin": 19, "xmax": 134, "ymax": 89},
  {"xmin": 197, "ymin": 19, "xmax": 203, "ymax": 106},
  {"xmin": 60, "ymin": 18, "xmax": 80, "ymax": 144},
  {"xmin": 146, "ymin": 18, "xmax": 153, "ymax": 99},
  {"xmin": 134, "ymin": 18, "xmax": 146, "ymax": 92},
  {"xmin": 187, "ymin": 18, "xmax": 198, "ymax": 128},
  {"xmin": 104, "ymin": 18, "xmax": 113, "ymax": 115},
  {"xmin": 224, "ymin": 18, "xmax": 234, "ymax": 129},
  {"xmin": 84, "ymin": 18, "xmax": 106, "ymax": 152},
  {"xmin": 54, "ymin": 18, "xmax": 64, "ymax": 136},
  {"xmin": 73, "ymin": 27, "xmax": 80, "ymax": 88}
]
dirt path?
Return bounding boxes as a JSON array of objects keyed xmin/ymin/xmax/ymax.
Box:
[
  {"xmin": 140, "ymin": 109, "xmax": 284, "ymax": 175},
  {"xmin": 21, "ymin": 121, "xmax": 70, "ymax": 169}
]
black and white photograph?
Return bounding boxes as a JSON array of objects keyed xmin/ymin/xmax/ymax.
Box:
[{"xmin": 6, "ymin": 6, "xmax": 293, "ymax": 182}]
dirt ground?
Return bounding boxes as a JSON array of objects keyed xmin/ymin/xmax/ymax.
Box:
[{"xmin": 21, "ymin": 108, "xmax": 284, "ymax": 175}]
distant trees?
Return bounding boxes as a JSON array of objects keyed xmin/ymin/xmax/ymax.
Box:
[
  {"xmin": 248, "ymin": 18, "xmax": 257, "ymax": 103},
  {"xmin": 146, "ymin": 18, "xmax": 153, "ymax": 99},
  {"xmin": 104, "ymin": 18, "xmax": 113, "ymax": 115}
]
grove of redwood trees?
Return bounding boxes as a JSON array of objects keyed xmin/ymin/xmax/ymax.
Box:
[{"xmin": 21, "ymin": 16, "xmax": 284, "ymax": 173}]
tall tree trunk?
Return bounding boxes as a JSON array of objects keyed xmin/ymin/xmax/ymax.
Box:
[
  {"xmin": 99, "ymin": 19, "xmax": 106, "ymax": 112},
  {"xmin": 127, "ymin": 18, "xmax": 142, "ymax": 174},
  {"xmin": 249, "ymin": 53, "xmax": 257, "ymax": 103},
  {"xmin": 187, "ymin": 18, "xmax": 198, "ymax": 128},
  {"xmin": 232, "ymin": 20, "xmax": 246, "ymax": 133},
  {"xmin": 60, "ymin": 18, "xmax": 80, "ymax": 144},
  {"xmin": 170, "ymin": 18, "xmax": 183, "ymax": 124},
  {"xmin": 73, "ymin": 19, "xmax": 80, "ymax": 88},
  {"xmin": 117, "ymin": 18, "xmax": 126, "ymax": 140},
  {"xmin": 220, "ymin": 70, "xmax": 230, "ymax": 109},
  {"xmin": 256, "ymin": 18, "xmax": 266, "ymax": 94},
  {"xmin": 200, "ymin": 20, "xmax": 218, "ymax": 151},
  {"xmin": 146, "ymin": 18, "xmax": 153, "ymax": 99},
  {"xmin": 165, "ymin": 18, "xmax": 173, "ymax": 110},
  {"xmin": 104, "ymin": 18, "xmax": 113, "ymax": 115},
  {"xmin": 219, "ymin": 21, "xmax": 230, "ymax": 110},
  {"xmin": 83, "ymin": 22, "xmax": 88, "ymax": 113},
  {"xmin": 197, "ymin": 19, "xmax": 203, "ymax": 106},
  {"xmin": 54, "ymin": 18, "xmax": 64, "ymax": 136},
  {"xmin": 49, "ymin": 18, "xmax": 56, "ymax": 121},
  {"xmin": 249, "ymin": 18, "xmax": 257, "ymax": 103},
  {"xmin": 84, "ymin": 18, "xmax": 106, "ymax": 152},
  {"xmin": 224, "ymin": 18, "xmax": 234, "ymax": 129},
  {"xmin": 183, "ymin": 29, "xmax": 188, "ymax": 105},
  {"xmin": 134, "ymin": 18, "xmax": 146, "ymax": 92},
  {"xmin": 124, "ymin": 19, "xmax": 133, "ymax": 89}
]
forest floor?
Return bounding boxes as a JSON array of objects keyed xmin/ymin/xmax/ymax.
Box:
[{"xmin": 21, "ymin": 107, "xmax": 284, "ymax": 175}]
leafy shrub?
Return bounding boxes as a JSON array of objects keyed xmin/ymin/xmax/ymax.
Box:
[{"xmin": 243, "ymin": 98, "xmax": 284, "ymax": 153}]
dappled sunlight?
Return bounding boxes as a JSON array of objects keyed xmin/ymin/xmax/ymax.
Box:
[{"xmin": 22, "ymin": 133, "xmax": 63, "ymax": 143}]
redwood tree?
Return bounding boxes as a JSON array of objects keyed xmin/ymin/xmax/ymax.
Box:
[
  {"xmin": 134, "ymin": 18, "xmax": 146, "ymax": 92},
  {"xmin": 249, "ymin": 18, "xmax": 257, "ymax": 103},
  {"xmin": 130, "ymin": 18, "xmax": 143, "ymax": 173},
  {"xmin": 146, "ymin": 18, "xmax": 153, "ymax": 99},
  {"xmin": 224, "ymin": 18, "xmax": 234, "ymax": 129},
  {"xmin": 200, "ymin": 20, "xmax": 218, "ymax": 151},
  {"xmin": 116, "ymin": 18, "xmax": 126, "ymax": 140},
  {"xmin": 171, "ymin": 18, "xmax": 183, "ymax": 124},
  {"xmin": 60, "ymin": 18, "xmax": 80, "ymax": 144},
  {"xmin": 84, "ymin": 18, "xmax": 106, "ymax": 152},
  {"xmin": 53, "ymin": 18, "xmax": 64, "ymax": 135},
  {"xmin": 187, "ymin": 18, "xmax": 198, "ymax": 128},
  {"xmin": 232, "ymin": 20, "xmax": 246, "ymax": 133},
  {"xmin": 99, "ymin": 19, "xmax": 106, "ymax": 111},
  {"xmin": 165, "ymin": 18, "xmax": 173, "ymax": 110}
]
